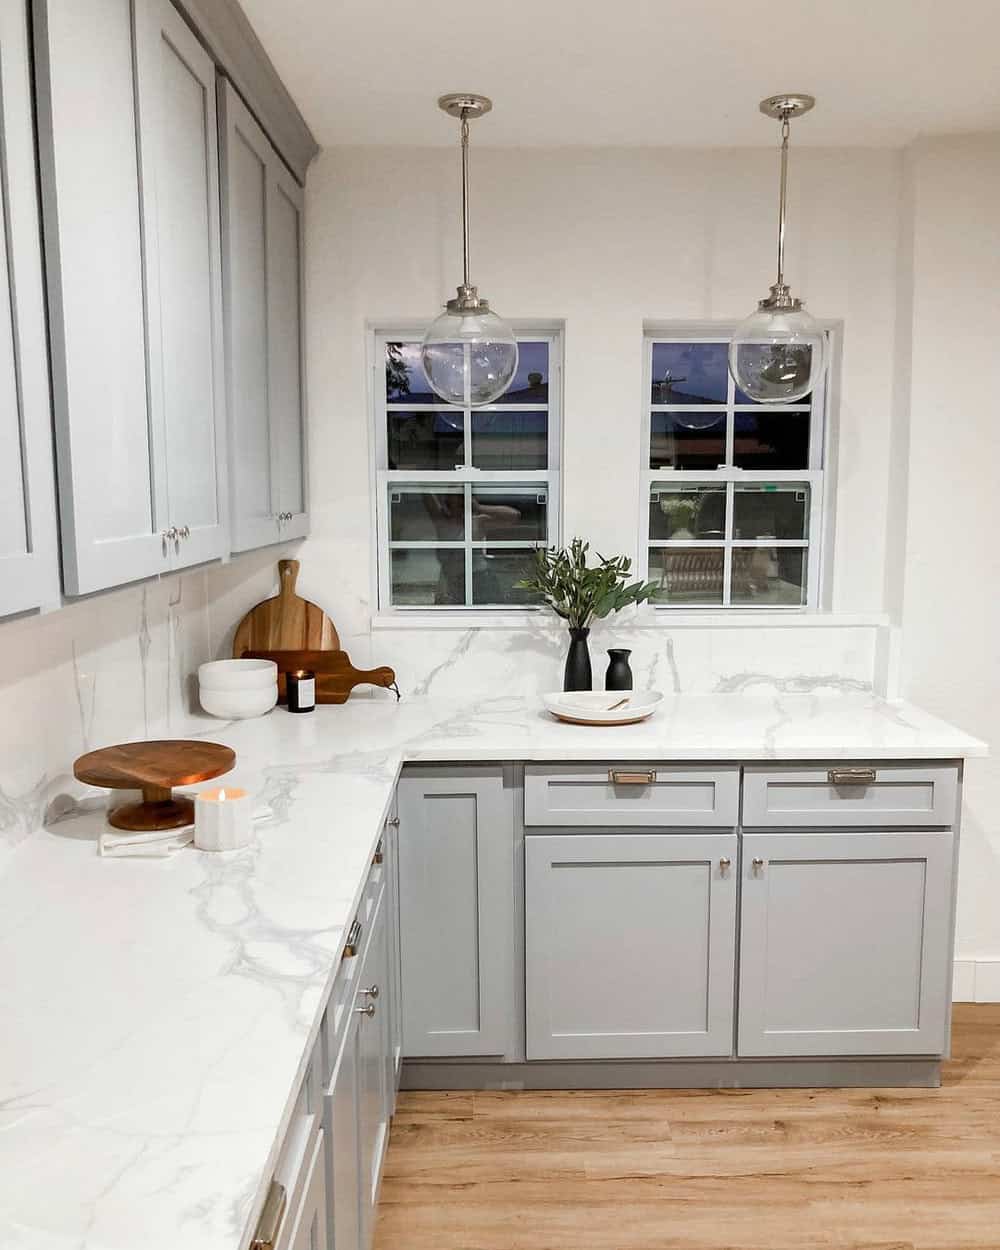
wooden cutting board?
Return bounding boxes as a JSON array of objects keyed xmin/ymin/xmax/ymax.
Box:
[
  {"xmin": 241, "ymin": 649, "xmax": 399, "ymax": 704},
  {"xmin": 232, "ymin": 560, "xmax": 340, "ymax": 657}
]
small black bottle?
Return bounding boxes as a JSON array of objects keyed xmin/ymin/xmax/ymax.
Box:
[{"xmin": 605, "ymin": 648, "xmax": 633, "ymax": 691}]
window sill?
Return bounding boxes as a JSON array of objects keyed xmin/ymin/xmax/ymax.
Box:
[{"xmin": 370, "ymin": 611, "xmax": 888, "ymax": 632}]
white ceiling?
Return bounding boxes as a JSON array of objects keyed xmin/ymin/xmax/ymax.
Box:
[{"xmin": 239, "ymin": 0, "xmax": 1000, "ymax": 149}]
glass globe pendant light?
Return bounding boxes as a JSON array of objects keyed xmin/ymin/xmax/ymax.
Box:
[
  {"xmin": 729, "ymin": 93, "xmax": 827, "ymax": 404},
  {"xmin": 420, "ymin": 94, "xmax": 518, "ymax": 407}
]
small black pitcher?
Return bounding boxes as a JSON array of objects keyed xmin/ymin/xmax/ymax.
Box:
[
  {"xmin": 605, "ymin": 648, "xmax": 633, "ymax": 691},
  {"xmin": 563, "ymin": 627, "xmax": 592, "ymax": 691}
]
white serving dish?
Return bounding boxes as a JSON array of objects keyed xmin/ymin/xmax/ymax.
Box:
[
  {"xmin": 198, "ymin": 659, "xmax": 278, "ymax": 691},
  {"xmin": 199, "ymin": 685, "xmax": 278, "ymax": 720},
  {"xmin": 543, "ymin": 690, "xmax": 663, "ymax": 726}
]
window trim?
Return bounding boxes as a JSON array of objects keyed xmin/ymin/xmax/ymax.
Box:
[
  {"xmin": 639, "ymin": 322, "xmax": 837, "ymax": 613},
  {"xmin": 370, "ymin": 325, "xmax": 563, "ymax": 613}
]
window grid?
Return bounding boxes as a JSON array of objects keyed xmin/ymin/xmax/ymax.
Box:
[
  {"xmin": 641, "ymin": 333, "xmax": 827, "ymax": 611},
  {"xmin": 374, "ymin": 332, "xmax": 561, "ymax": 611}
]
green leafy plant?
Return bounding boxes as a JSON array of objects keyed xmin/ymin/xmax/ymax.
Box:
[{"xmin": 517, "ymin": 538, "xmax": 658, "ymax": 631}]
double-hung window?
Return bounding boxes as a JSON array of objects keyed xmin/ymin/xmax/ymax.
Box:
[
  {"xmin": 641, "ymin": 329, "xmax": 829, "ymax": 610},
  {"xmin": 374, "ymin": 330, "xmax": 561, "ymax": 610}
]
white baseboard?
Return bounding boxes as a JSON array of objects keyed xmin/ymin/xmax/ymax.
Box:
[{"xmin": 953, "ymin": 959, "xmax": 1000, "ymax": 1002}]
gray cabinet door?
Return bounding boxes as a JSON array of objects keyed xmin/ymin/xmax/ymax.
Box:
[
  {"xmin": 382, "ymin": 801, "xmax": 404, "ymax": 1087},
  {"xmin": 136, "ymin": 0, "xmax": 227, "ymax": 571},
  {"xmin": 738, "ymin": 831, "xmax": 954, "ymax": 1057},
  {"xmin": 35, "ymin": 0, "xmax": 167, "ymax": 593},
  {"xmin": 0, "ymin": 0, "xmax": 58, "ymax": 616},
  {"xmin": 397, "ymin": 767, "xmax": 514, "ymax": 1057},
  {"xmin": 356, "ymin": 890, "xmax": 389, "ymax": 1248},
  {"xmin": 525, "ymin": 832, "xmax": 738, "ymax": 1059},
  {"xmin": 325, "ymin": 1017, "xmax": 360, "ymax": 1250}
]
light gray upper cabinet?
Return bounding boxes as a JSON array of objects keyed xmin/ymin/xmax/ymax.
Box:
[
  {"xmin": 0, "ymin": 0, "xmax": 59, "ymax": 617},
  {"xmin": 220, "ymin": 81, "xmax": 308, "ymax": 552},
  {"xmin": 397, "ymin": 766, "xmax": 515, "ymax": 1058},
  {"xmin": 35, "ymin": 0, "xmax": 227, "ymax": 594},
  {"xmin": 738, "ymin": 830, "xmax": 955, "ymax": 1057},
  {"xmin": 525, "ymin": 832, "xmax": 738, "ymax": 1060}
]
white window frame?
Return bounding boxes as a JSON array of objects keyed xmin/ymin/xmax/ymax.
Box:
[
  {"xmin": 371, "ymin": 325, "xmax": 562, "ymax": 613},
  {"xmin": 640, "ymin": 323, "xmax": 834, "ymax": 612}
]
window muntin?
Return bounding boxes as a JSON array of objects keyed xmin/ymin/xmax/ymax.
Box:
[
  {"xmin": 643, "ymin": 331, "xmax": 826, "ymax": 610},
  {"xmin": 375, "ymin": 331, "xmax": 560, "ymax": 610}
]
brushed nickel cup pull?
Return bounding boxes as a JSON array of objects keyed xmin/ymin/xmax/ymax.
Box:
[
  {"xmin": 609, "ymin": 769, "xmax": 656, "ymax": 786},
  {"xmin": 251, "ymin": 1180, "xmax": 286, "ymax": 1250},
  {"xmin": 355, "ymin": 1002, "xmax": 375, "ymax": 1017},
  {"xmin": 828, "ymin": 767, "xmax": 877, "ymax": 786}
]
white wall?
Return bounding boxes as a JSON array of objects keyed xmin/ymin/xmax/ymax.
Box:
[{"xmin": 896, "ymin": 135, "xmax": 1000, "ymax": 994}]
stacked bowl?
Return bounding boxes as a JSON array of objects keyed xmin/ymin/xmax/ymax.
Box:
[{"xmin": 198, "ymin": 659, "xmax": 278, "ymax": 719}]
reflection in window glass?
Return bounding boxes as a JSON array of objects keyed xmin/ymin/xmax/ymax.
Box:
[
  {"xmin": 648, "ymin": 547, "xmax": 725, "ymax": 605},
  {"xmin": 731, "ymin": 548, "xmax": 805, "ymax": 606},
  {"xmin": 390, "ymin": 548, "xmax": 465, "ymax": 606},
  {"xmin": 733, "ymin": 484, "xmax": 809, "ymax": 541},
  {"xmin": 650, "ymin": 412, "xmax": 726, "ymax": 470},
  {"xmin": 472, "ymin": 411, "xmax": 548, "ymax": 470},
  {"xmin": 389, "ymin": 486, "xmax": 463, "ymax": 542},
  {"xmin": 387, "ymin": 411, "xmax": 463, "ymax": 470},
  {"xmin": 473, "ymin": 549, "xmax": 543, "ymax": 606},
  {"xmin": 471, "ymin": 487, "xmax": 547, "ymax": 543},
  {"xmin": 649, "ymin": 484, "xmax": 726, "ymax": 540},
  {"xmin": 733, "ymin": 411, "xmax": 810, "ymax": 470},
  {"xmin": 494, "ymin": 340, "xmax": 549, "ymax": 404},
  {"xmin": 651, "ymin": 342, "xmax": 728, "ymax": 404},
  {"xmin": 385, "ymin": 341, "xmax": 437, "ymax": 404}
]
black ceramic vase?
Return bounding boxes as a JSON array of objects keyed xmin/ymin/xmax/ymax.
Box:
[
  {"xmin": 605, "ymin": 648, "xmax": 633, "ymax": 691},
  {"xmin": 563, "ymin": 627, "xmax": 592, "ymax": 692}
]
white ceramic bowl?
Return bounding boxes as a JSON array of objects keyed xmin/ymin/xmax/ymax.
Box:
[
  {"xmin": 542, "ymin": 690, "xmax": 663, "ymax": 726},
  {"xmin": 199, "ymin": 684, "xmax": 278, "ymax": 720},
  {"xmin": 198, "ymin": 659, "xmax": 278, "ymax": 691}
]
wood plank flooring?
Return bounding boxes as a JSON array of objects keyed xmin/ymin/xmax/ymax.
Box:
[{"xmin": 374, "ymin": 1004, "xmax": 1000, "ymax": 1250}]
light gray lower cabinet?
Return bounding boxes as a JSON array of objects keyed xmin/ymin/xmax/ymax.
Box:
[
  {"xmin": 738, "ymin": 830, "xmax": 955, "ymax": 1057},
  {"xmin": 219, "ymin": 81, "xmax": 309, "ymax": 552},
  {"xmin": 397, "ymin": 767, "xmax": 515, "ymax": 1057},
  {"xmin": 327, "ymin": 1014, "xmax": 361, "ymax": 1250},
  {"xmin": 35, "ymin": 0, "xmax": 227, "ymax": 594},
  {"xmin": 525, "ymin": 832, "xmax": 738, "ymax": 1060},
  {"xmin": 0, "ymin": 0, "xmax": 59, "ymax": 617}
]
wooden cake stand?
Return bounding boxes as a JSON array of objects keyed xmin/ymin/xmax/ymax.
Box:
[{"xmin": 74, "ymin": 740, "xmax": 236, "ymax": 832}]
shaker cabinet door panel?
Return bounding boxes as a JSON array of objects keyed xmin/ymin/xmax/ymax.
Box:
[
  {"xmin": 738, "ymin": 831, "xmax": 954, "ymax": 1057},
  {"xmin": 0, "ymin": 0, "xmax": 58, "ymax": 615},
  {"xmin": 137, "ymin": 0, "xmax": 228, "ymax": 570},
  {"xmin": 220, "ymin": 81, "xmax": 308, "ymax": 552},
  {"xmin": 398, "ymin": 767, "xmax": 515, "ymax": 1057},
  {"xmin": 34, "ymin": 0, "xmax": 166, "ymax": 594},
  {"xmin": 525, "ymin": 833, "xmax": 738, "ymax": 1059},
  {"xmin": 326, "ymin": 1018, "xmax": 361, "ymax": 1250}
]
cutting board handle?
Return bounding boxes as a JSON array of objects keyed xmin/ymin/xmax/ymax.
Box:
[{"xmin": 278, "ymin": 558, "xmax": 300, "ymax": 602}]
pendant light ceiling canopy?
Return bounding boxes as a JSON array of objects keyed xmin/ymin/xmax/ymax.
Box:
[
  {"xmin": 420, "ymin": 93, "xmax": 518, "ymax": 407},
  {"xmin": 728, "ymin": 92, "xmax": 827, "ymax": 405}
]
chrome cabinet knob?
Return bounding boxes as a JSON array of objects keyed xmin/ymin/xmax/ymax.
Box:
[
  {"xmin": 162, "ymin": 526, "xmax": 178, "ymax": 542},
  {"xmin": 363, "ymin": 985, "xmax": 380, "ymax": 1000},
  {"xmin": 719, "ymin": 857, "xmax": 731, "ymax": 873},
  {"xmin": 355, "ymin": 1002, "xmax": 375, "ymax": 1018},
  {"xmin": 178, "ymin": 525, "xmax": 190, "ymax": 540},
  {"xmin": 385, "ymin": 816, "xmax": 400, "ymax": 828},
  {"xmin": 751, "ymin": 857, "xmax": 765, "ymax": 873}
]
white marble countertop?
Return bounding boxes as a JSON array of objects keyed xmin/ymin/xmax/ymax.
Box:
[{"xmin": 0, "ymin": 693, "xmax": 985, "ymax": 1250}]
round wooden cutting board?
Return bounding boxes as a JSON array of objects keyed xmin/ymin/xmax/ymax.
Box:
[{"xmin": 232, "ymin": 559, "xmax": 340, "ymax": 656}]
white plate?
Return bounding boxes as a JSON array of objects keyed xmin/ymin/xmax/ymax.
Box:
[{"xmin": 542, "ymin": 690, "xmax": 663, "ymax": 726}]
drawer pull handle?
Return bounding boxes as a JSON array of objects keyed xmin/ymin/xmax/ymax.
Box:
[
  {"xmin": 373, "ymin": 840, "xmax": 384, "ymax": 865},
  {"xmin": 355, "ymin": 1002, "xmax": 375, "ymax": 1018},
  {"xmin": 608, "ymin": 769, "xmax": 656, "ymax": 786},
  {"xmin": 342, "ymin": 918, "xmax": 362, "ymax": 959},
  {"xmin": 251, "ymin": 1180, "xmax": 286, "ymax": 1250},
  {"xmin": 719, "ymin": 857, "xmax": 731, "ymax": 873},
  {"xmin": 363, "ymin": 984, "xmax": 380, "ymax": 1000},
  {"xmin": 828, "ymin": 767, "xmax": 877, "ymax": 787}
]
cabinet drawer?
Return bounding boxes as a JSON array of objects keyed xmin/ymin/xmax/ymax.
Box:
[
  {"xmin": 524, "ymin": 764, "xmax": 739, "ymax": 827},
  {"xmin": 742, "ymin": 764, "xmax": 959, "ymax": 828}
]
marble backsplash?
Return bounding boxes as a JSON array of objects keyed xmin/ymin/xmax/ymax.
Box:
[{"xmin": 0, "ymin": 545, "xmax": 882, "ymax": 858}]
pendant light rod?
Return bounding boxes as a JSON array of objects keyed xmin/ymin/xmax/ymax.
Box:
[
  {"xmin": 438, "ymin": 93, "xmax": 492, "ymax": 307},
  {"xmin": 758, "ymin": 92, "xmax": 815, "ymax": 307}
]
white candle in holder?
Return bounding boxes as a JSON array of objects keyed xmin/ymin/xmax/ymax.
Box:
[{"xmin": 194, "ymin": 787, "xmax": 251, "ymax": 851}]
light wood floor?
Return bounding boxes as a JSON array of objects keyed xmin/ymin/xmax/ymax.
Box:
[{"xmin": 374, "ymin": 1004, "xmax": 1000, "ymax": 1250}]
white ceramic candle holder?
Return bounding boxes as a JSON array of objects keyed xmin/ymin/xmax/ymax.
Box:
[{"xmin": 194, "ymin": 786, "xmax": 251, "ymax": 851}]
